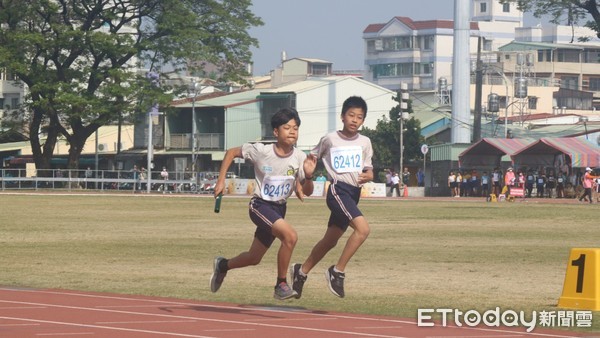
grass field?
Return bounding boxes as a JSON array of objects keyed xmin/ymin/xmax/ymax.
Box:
[{"xmin": 1, "ymin": 192, "xmax": 598, "ymax": 332}]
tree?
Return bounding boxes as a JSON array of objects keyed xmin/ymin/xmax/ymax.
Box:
[
  {"xmin": 0, "ymin": 0, "xmax": 262, "ymax": 171},
  {"xmin": 500, "ymin": 0, "xmax": 600, "ymax": 39},
  {"xmin": 362, "ymin": 94, "xmax": 424, "ymax": 172}
]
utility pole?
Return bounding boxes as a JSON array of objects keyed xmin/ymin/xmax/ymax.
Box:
[{"xmin": 473, "ymin": 37, "xmax": 483, "ymax": 142}]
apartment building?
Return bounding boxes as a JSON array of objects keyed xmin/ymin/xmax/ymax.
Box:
[{"xmin": 363, "ymin": 0, "xmax": 522, "ymax": 92}]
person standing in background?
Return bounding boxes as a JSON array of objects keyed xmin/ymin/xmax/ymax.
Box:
[{"xmin": 417, "ymin": 168, "xmax": 425, "ymax": 187}]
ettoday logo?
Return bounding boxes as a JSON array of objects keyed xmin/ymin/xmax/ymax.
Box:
[
  {"xmin": 418, "ymin": 307, "xmax": 537, "ymax": 332},
  {"xmin": 418, "ymin": 307, "xmax": 593, "ymax": 332}
]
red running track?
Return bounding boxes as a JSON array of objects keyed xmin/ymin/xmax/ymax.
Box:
[{"xmin": 0, "ymin": 287, "xmax": 590, "ymax": 337}]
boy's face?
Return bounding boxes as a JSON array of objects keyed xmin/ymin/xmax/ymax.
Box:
[
  {"xmin": 341, "ymin": 107, "xmax": 365, "ymax": 133},
  {"xmin": 273, "ymin": 119, "xmax": 299, "ymax": 147}
]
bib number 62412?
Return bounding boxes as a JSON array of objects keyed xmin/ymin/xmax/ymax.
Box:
[{"xmin": 330, "ymin": 146, "xmax": 362, "ymax": 173}]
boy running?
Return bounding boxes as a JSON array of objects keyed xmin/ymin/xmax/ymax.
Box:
[
  {"xmin": 210, "ymin": 108, "xmax": 316, "ymax": 300},
  {"xmin": 290, "ymin": 96, "xmax": 374, "ymax": 298}
]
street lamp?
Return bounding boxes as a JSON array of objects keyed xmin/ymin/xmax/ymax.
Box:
[
  {"xmin": 190, "ymin": 81, "xmax": 199, "ymax": 173},
  {"xmin": 579, "ymin": 116, "xmax": 589, "ymax": 140}
]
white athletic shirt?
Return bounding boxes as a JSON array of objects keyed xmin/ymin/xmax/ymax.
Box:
[
  {"xmin": 312, "ymin": 131, "xmax": 373, "ymax": 187},
  {"xmin": 242, "ymin": 143, "xmax": 307, "ymax": 203}
]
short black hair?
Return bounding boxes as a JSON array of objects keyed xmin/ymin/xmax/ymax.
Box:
[
  {"xmin": 271, "ymin": 107, "xmax": 301, "ymax": 129},
  {"xmin": 341, "ymin": 96, "xmax": 368, "ymax": 118}
]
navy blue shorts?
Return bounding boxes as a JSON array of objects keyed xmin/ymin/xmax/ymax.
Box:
[
  {"xmin": 249, "ymin": 197, "xmax": 286, "ymax": 248},
  {"xmin": 326, "ymin": 180, "xmax": 363, "ymax": 231}
]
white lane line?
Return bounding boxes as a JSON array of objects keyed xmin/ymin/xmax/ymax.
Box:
[
  {"xmin": 204, "ymin": 329, "xmax": 256, "ymax": 332},
  {"xmin": 96, "ymin": 320, "xmax": 197, "ymax": 324},
  {"xmin": 0, "ymin": 306, "xmax": 47, "ymax": 310},
  {"xmin": 95, "ymin": 305, "xmax": 183, "ymax": 309},
  {"xmin": 0, "ymin": 317, "xmax": 215, "ymax": 338},
  {"xmin": 245, "ymin": 317, "xmax": 336, "ymax": 322},
  {"xmin": 0, "ymin": 289, "xmax": 585, "ymax": 338},
  {"xmin": 0, "ymin": 323, "xmax": 40, "ymax": 327},
  {"xmin": 0, "ymin": 301, "xmax": 407, "ymax": 338},
  {"xmin": 36, "ymin": 333, "xmax": 95, "ymax": 336}
]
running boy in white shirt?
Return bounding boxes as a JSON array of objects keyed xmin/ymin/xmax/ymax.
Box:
[
  {"xmin": 290, "ymin": 96, "xmax": 374, "ymax": 298},
  {"xmin": 210, "ymin": 108, "xmax": 317, "ymax": 300}
]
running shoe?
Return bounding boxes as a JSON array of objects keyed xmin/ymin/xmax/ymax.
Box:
[
  {"xmin": 210, "ymin": 256, "xmax": 227, "ymax": 293},
  {"xmin": 290, "ymin": 263, "xmax": 307, "ymax": 299},
  {"xmin": 325, "ymin": 265, "xmax": 345, "ymax": 298},
  {"xmin": 273, "ymin": 282, "xmax": 298, "ymax": 300}
]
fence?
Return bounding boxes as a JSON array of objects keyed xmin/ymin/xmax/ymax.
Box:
[{"xmin": 0, "ymin": 168, "xmax": 217, "ymax": 194}]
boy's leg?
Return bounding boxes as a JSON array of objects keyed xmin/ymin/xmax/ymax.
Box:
[
  {"xmin": 271, "ymin": 218, "xmax": 299, "ymax": 300},
  {"xmin": 211, "ymin": 238, "xmax": 268, "ymax": 293},
  {"xmin": 227, "ymin": 238, "xmax": 269, "ymax": 269},
  {"xmin": 271, "ymin": 219, "xmax": 298, "ymax": 280},
  {"xmin": 325, "ymin": 216, "xmax": 370, "ymax": 298},
  {"xmin": 301, "ymin": 225, "xmax": 345, "ymax": 275},
  {"xmin": 335, "ymin": 216, "xmax": 370, "ymax": 272}
]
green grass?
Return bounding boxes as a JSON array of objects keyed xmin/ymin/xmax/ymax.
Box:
[{"xmin": 1, "ymin": 193, "xmax": 599, "ymax": 333}]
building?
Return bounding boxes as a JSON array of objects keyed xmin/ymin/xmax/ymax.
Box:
[
  {"xmin": 125, "ymin": 75, "xmax": 395, "ymax": 173},
  {"xmin": 362, "ymin": 0, "xmax": 523, "ymax": 92}
]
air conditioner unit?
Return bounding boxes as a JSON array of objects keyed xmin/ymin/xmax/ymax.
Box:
[{"xmin": 97, "ymin": 143, "xmax": 109, "ymax": 152}]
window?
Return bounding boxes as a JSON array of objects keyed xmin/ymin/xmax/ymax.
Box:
[
  {"xmin": 367, "ymin": 40, "xmax": 376, "ymax": 52},
  {"xmin": 382, "ymin": 36, "xmax": 412, "ymax": 51},
  {"xmin": 557, "ymin": 50, "xmax": 579, "ymax": 63},
  {"xmin": 561, "ymin": 76, "xmax": 579, "ymax": 90},
  {"xmin": 528, "ymin": 97, "xmax": 538, "ymax": 110},
  {"xmin": 423, "ymin": 35, "xmax": 433, "ymax": 50},
  {"xmin": 310, "ymin": 64, "xmax": 329, "ymax": 76},
  {"xmin": 372, "ymin": 63, "xmax": 414, "ymax": 77},
  {"xmin": 421, "ymin": 63, "xmax": 433, "ymax": 75},
  {"xmin": 502, "ymin": 3, "xmax": 510, "ymax": 12},
  {"xmin": 589, "ymin": 78, "xmax": 600, "ymax": 91},
  {"xmin": 480, "ymin": 2, "xmax": 487, "ymax": 13},
  {"xmin": 537, "ymin": 50, "xmax": 544, "ymax": 62}
]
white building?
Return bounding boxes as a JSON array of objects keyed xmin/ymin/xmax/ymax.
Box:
[{"xmin": 363, "ymin": 0, "xmax": 523, "ymax": 92}]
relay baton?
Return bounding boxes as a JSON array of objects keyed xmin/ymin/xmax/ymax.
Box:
[{"xmin": 214, "ymin": 193, "xmax": 223, "ymax": 213}]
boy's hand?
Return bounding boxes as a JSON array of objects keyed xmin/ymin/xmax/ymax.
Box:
[
  {"xmin": 214, "ymin": 180, "xmax": 225, "ymax": 198},
  {"xmin": 358, "ymin": 168, "xmax": 374, "ymax": 185},
  {"xmin": 303, "ymin": 154, "xmax": 317, "ymax": 179}
]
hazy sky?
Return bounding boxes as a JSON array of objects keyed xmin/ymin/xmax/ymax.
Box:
[{"xmin": 248, "ymin": 0, "xmax": 541, "ymax": 75}]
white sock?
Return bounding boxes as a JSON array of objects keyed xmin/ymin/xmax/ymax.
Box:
[{"xmin": 333, "ymin": 266, "xmax": 344, "ymax": 274}]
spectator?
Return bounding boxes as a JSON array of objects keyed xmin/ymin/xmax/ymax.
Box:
[
  {"xmin": 448, "ymin": 171, "xmax": 457, "ymax": 197},
  {"xmin": 579, "ymin": 167, "xmax": 598, "ymax": 203},
  {"xmin": 556, "ymin": 171, "xmax": 566, "ymax": 198},
  {"xmin": 390, "ymin": 172, "xmax": 400, "ymax": 197},
  {"xmin": 536, "ymin": 173, "xmax": 546, "ymax": 198},
  {"xmin": 385, "ymin": 169, "xmax": 393, "ymax": 196},
  {"xmin": 481, "ymin": 171, "xmax": 490, "ymax": 198},
  {"xmin": 492, "ymin": 168, "xmax": 502, "ymax": 198},
  {"xmin": 84, "ymin": 166, "xmax": 93, "ymax": 189},
  {"xmin": 160, "ymin": 167, "xmax": 169, "ymax": 193},
  {"xmin": 402, "ymin": 167, "xmax": 410, "ymax": 187},
  {"xmin": 416, "ymin": 168, "xmax": 425, "ymax": 187},
  {"xmin": 546, "ymin": 171, "xmax": 556, "ymax": 198},
  {"xmin": 456, "ymin": 171, "xmax": 462, "ymax": 197},
  {"xmin": 525, "ymin": 170, "xmax": 535, "ymax": 198}
]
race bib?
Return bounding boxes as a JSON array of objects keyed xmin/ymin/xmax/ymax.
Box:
[
  {"xmin": 330, "ymin": 146, "xmax": 362, "ymax": 173},
  {"xmin": 261, "ymin": 175, "xmax": 295, "ymax": 202}
]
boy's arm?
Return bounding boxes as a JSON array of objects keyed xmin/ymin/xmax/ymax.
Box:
[
  {"xmin": 296, "ymin": 154, "xmax": 317, "ymax": 201},
  {"xmin": 214, "ymin": 146, "xmax": 242, "ymax": 197},
  {"xmin": 358, "ymin": 168, "xmax": 374, "ymax": 185}
]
